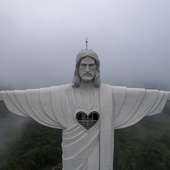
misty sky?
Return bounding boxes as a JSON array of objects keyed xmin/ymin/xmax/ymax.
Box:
[{"xmin": 0, "ymin": 0, "xmax": 170, "ymax": 90}]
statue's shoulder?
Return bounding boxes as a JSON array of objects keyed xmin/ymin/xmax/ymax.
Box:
[
  {"xmin": 100, "ymin": 84, "xmax": 126, "ymax": 91},
  {"xmin": 61, "ymin": 84, "xmax": 72, "ymax": 90},
  {"xmin": 49, "ymin": 84, "xmax": 72, "ymax": 91},
  {"xmin": 100, "ymin": 83, "xmax": 114, "ymax": 88}
]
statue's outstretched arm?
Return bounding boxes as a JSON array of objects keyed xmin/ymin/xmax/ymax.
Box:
[
  {"xmin": 114, "ymin": 87, "xmax": 169, "ymax": 129},
  {"xmin": 0, "ymin": 87, "xmax": 66, "ymax": 129}
]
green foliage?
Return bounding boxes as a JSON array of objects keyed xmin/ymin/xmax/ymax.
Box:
[
  {"xmin": 114, "ymin": 104, "xmax": 170, "ymax": 170},
  {"xmin": 1, "ymin": 103, "xmax": 170, "ymax": 170},
  {"xmin": 0, "ymin": 120, "xmax": 62, "ymax": 170}
]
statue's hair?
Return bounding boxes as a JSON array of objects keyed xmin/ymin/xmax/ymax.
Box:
[{"xmin": 72, "ymin": 50, "xmax": 101, "ymax": 88}]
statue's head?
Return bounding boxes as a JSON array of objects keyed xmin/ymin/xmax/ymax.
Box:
[{"xmin": 72, "ymin": 50, "xmax": 101, "ymax": 87}]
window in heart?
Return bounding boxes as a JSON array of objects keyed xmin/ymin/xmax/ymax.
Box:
[{"xmin": 76, "ymin": 111, "xmax": 100, "ymax": 130}]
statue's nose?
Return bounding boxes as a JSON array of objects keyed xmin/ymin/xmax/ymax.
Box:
[{"xmin": 86, "ymin": 65, "xmax": 89, "ymax": 72}]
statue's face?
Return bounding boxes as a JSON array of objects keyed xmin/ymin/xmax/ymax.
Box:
[{"xmin": 78, "ymin": 56, "xmax": 96, "ymax": 82}]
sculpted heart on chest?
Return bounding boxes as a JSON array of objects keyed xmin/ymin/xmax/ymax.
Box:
[{"xmin": 76, "ymin": 111, "xmax": 100, "ymax": 130}]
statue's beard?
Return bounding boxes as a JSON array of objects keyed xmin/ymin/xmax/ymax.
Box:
[{"xmin": 81, "ymin": 72, "xmax": 95, "ymax": 81}]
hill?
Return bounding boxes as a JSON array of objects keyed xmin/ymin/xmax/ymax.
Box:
[{"xmin": 0, "ymin": 101, "xmax": 170, "ymax": 170}]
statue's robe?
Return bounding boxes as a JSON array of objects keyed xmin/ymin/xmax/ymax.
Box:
[{"xmin": 0, "ymin": 84, "xmax": 169, "ymax": 170}]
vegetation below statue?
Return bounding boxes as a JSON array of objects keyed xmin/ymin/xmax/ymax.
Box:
[
  {"xmin": 0, "ymin": 112, "xmax": 62, "ymax": 170},
  {"xmin": 0, "ymin": 103, "xmax": 170, "ymax": 170},
  {"xmin": 114, "ymin": 102, "xmax": 170, "ymax": 170}
]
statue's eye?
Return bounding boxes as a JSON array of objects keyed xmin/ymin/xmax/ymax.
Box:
[
  {"xmin": 89, "ymin": 64, "xmax": 95, "ymax": 67},
  {"xmin": 80, "ymin": 64, "xmax": 86, "ymax": 67}
]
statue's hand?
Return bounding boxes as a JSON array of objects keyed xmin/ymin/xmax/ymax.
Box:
[
  {"xmin": 0, "ymin": 92, "xmax": 2, "ymax": 101},
  {"xmin": 168, "ymin": 92, "xmax": 170, "ymax": 101}
]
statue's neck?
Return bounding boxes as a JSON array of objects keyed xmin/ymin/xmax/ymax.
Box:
[{"xmin": 79, "ymin": 80, "xmax": 95, "ymax": 90}]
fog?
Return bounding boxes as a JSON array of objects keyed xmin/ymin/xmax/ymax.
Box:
[
  {"xmin": 0, "ymin": 102, "xmax": 30, "ymax": 151},
  {"xmin": 0, "ymin": 0, "xmax": 170, "ymax": 91},
  {"xmin": 0, "ymin": 0, "xmax": 170, "ymax": 156}
]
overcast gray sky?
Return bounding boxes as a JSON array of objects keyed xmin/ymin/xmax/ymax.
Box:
[{"xmin": 0, "ymin": 0, "xmax": 170, "ymax": 90}]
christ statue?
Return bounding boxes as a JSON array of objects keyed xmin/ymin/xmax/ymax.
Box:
[{"xmin": 0, "ymin": 49, "xmax": 170, "ymax": 170}]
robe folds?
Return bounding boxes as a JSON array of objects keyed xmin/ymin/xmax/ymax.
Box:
[{"xmin": 0, "ymin": 84, "xmax": 169, "ymax": 170}]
